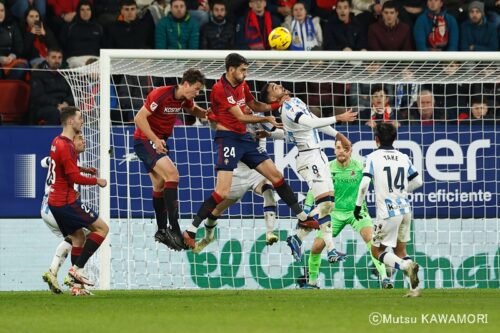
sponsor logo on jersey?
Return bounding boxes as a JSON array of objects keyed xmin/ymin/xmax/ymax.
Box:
[
  {"xmin": 150, "ymin": 102, "xmax": 158, "ymax": 111},
  {"xmin": 163, "ymin": 107, "xmax": 181, "ymax": 113}
]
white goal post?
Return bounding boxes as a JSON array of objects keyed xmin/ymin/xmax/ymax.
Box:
[{"xmin": 60, "ymin": 50, "xmax": 500, "ymax": 290}]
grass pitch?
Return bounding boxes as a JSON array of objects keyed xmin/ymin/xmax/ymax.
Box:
[{"xmin": 0, "ymin": 289, "xmax": 498, "ymax": 333}]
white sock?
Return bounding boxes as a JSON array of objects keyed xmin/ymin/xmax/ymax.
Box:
[
  {"xmin": 264, "ymin": 211, "xmax": 276, "ymax": 233},
  {"xmin": 379, "ymin": 252, "xmax": 404, "ymax": 270},
  {"xmin": 204, "ymin": 218, "xmax": 217, "ymax": 239},
  {"xmin": 320, "ymin": 222, "xmax": 335, "ymax": 252},
  {"xmin": 400, "ymin": 258, "xmax": 413, "ymax": 271},
  {"xmin": 50, "ymin": 240, "xmax": 72, "ymax": 275},
  {"xmin": 187, "ymin": 225, "xmax": 198, "ymax": 234},
  {"xmin": 295, "ymin": 228, "xmax": 311, "ymax": 241}
]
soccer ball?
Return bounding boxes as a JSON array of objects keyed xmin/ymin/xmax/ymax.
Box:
[{"xmin": 268, "ymin": 27, "xmax": 292, "ymax": 50}]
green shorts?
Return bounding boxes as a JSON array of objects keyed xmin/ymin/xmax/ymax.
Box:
[{"xmin": 316, "ymin": 210, "xmax": 372, "ymax": 238}]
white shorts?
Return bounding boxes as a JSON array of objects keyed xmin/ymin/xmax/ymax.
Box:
[
  {"xmin": 372, "ymin": 213, "xmax": 412, "ymax": 248},
  {"xmin": 228, "ymin": 162, "xmax": 266, "ymax": 200},
  {"xmin": 41, "ymin": 203, "xmax": 63, "ymax": 238},
  {"xmin": 296, "ymin": 149, "xmax": 333, "ymax": 198}
]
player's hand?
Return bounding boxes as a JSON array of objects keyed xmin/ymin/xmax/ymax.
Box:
[
  {"xmin": 97, "ymin": 178, "xmax": 107, "ymax": 188},
  {"xmin": 336, "ymin": 109, "xmax": 358, "ymax": 123},
  {"xmin": 265, "ymin": 116, "xmax": 283, "ymax": 129},
  {"xmin": 153, "ymin": 138, "xmax": 167, "ymax": 154},
  {"xmin": 354, "ymin": 205, "xmax": 362, "ymax": 220},
  {"xmin": 255, "ymin": 130, "xmax": 271, "ymax": 139}
]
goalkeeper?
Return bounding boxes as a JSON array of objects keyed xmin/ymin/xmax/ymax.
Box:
[{"xmin": 302, "ymin": 139, "xmax": 392, "ymax": 289}]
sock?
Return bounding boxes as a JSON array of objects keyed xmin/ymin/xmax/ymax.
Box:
[
  {"xmin": 272, "ymin": 178, "xmax": 307, "ymax": 220},
  {"xmin": 295, "ymin": 228, "xmax": 311, "ymax": 241},
  {"xmin": 71, "ymin": 246, "xmax": 83, "ymax": 265},
  {"xmin": 319, "ymin": 216, "xmax": 334, "ymax": 252},
  {"xmin": 308, "ymin": 253, "xmax": 321, "ymax": 285},
  {"xmin": 205, "ymin": 213, "xmax": 218, "ymax": 239},
  {"xmin": 191, "ymin": 191, "xmax": 223, "ymax": 230},
  {"xmin": 164, "ymin": 182, "xmax": 180, "ymax": 232},
  {"xmin": 152, "ymin": 191, "xmax": 167, "ymax": 230},
  {"xmin": 378, "ymin": 252, "xmax": 404, "ymax": 270},
  {"xmin": 401, "ymin": 256, "xmax": 416, "ymax": 289},
  {"xmin": 50, "ymin": 240, "xmax": 72, "ymax": 275},
  {"xmin": 75, "ymin": 233, "xmax": 105, "ymax": 269},
  {"xmin": 367, "ymin": 241, "xmax": 387, "ymax": 279},
  {"xmin": 263, "ymin": 206, "xmax": 276, "ymax": 233}
]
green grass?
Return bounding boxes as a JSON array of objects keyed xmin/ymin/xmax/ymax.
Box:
[{"xmin": 0, "ymin": 289, "xmax": 498, "ymax": 333}]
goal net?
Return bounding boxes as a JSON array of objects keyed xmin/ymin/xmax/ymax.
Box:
[{"xmin": 61, "ymin": 50, "xmax": 500, "ymax": 290}]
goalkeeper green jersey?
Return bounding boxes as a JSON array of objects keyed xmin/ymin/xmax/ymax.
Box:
[{"xmin": 304, "ymin": 158, "xmax": 367, "ymax": 212}]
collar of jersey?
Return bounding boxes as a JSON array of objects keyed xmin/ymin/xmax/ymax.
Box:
[{"xmin": 378, "ymin": 145, "xmax": 395, "ymax": 150}]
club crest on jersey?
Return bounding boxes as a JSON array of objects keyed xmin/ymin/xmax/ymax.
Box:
[
  {"xmin": 351, "ymin": 170, "xmax": 355, "ymax": 177},
  {"xmin": 51, "ymin": 145, "xmax": 56, "ymax": 152},
  {"xmin": 227, "ymin": 96, "xmax": 236, "ymax": 104},
  {"xmin": 150, "ymin": 102, "xmax": 158, "ymax": 111},
  {"xmin": 224, "ymin": 158, "xmax": 229, "ymax": 165}
]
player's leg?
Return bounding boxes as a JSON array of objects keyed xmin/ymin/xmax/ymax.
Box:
[
  {"xmin": 148, "ymin": 171, "xmax": 170, "ymax": 246},
  {"xmin": 305, "ymin": 235, "xmax": 325, "ymax": 288},
  {"xmin": 394, "ymin": 213, "xmax": 420, "ymax": 294},
  {"xmin": 152, "ymin": 156, "xmax": 180, "ymax": 231},
  {"xmin": 326, "ymin": 212, "xmax": 348, "ymax": 263},
  {"xmin": 254, "ymin": 159, "xmax": 317, "ymax": 228},
  {"xmin": 254, "ymin": 178, "xmax": 278, "ymax": 245}
]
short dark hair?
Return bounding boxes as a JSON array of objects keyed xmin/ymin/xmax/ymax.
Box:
[
  {"xmin": 181, "ymin": 68, "xmax": 205, "ymax": 85},
  {"xmin": 210, "ymin": 0, "xmax": 226, "ymax": 10},
  {"xmin": 47, "ymin": 47, "xmax": 63, "ymax": 55},
  {"xmin": 370, "ymin": 84, "xmax": 386, "ymax": 96},
  {"xmin": 374, "ymin": 122, "xmax": 397, "ymax": 146},
  {"xmin": 382, "ymin": 0, "xmax": 398, "ymax": 11},
  {"xmin": 60, "ymin": 106, "xmax": 80, "ymax": 125},
  {"xmin": 336, "ymin": 0, "xmax": 351, "ymax": 7},
  {"xmin": 470, "ymin": 95, "xmax": 486, "ymax": 105},
  {"xmin": 260, "ymin": 83, "xmax": 271, "ymax": 103},
  {"xmin": 119, "ymin": 0, "xmax": 137, "ymax": 8},
  {"xmin": 225, "ymin": 53, "xmax": 249, "ymax": 71}
]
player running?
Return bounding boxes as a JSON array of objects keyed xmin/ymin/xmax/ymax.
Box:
[
  {"xmin": 194, "ymin": 109, "xmax": 285, "ymax": 253},
  {"xmin": 41, "ymin": 131, "xmax": 95, "ymax": 294},
  {"xmin": 134, "ymin": 68, "xmax": 208, "ymax": 250},
  {"xmin": 301, "ymin": 140, "xmax": 392, "ymax": 289},
  {"xmin": 259, "ymin": 82, "xmax": 357, "ymax": 265},
  {"xmin": 354, "ymin": 122, "xmax": 422, "ymax": 297},
  {"xmin": 183, "ymin": 53, "xmax": 318, "ymax": 249},
  {"xmin": 47, "ymin": 107, "xmax": 108, "ymax": 295}
]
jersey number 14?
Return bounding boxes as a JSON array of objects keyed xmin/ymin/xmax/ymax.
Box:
[{"xmin": 383, "ymin": 166, "xmax": 404, "ymax": 192}]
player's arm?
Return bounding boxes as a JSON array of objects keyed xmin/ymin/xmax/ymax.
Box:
[
  {"xmin": 40, "ymin": 156, "xmax": 51, "ymax": 168},
  {"xmin": 297, "ymin": 110, "xmax": 358, "ymax": 129},
  {"xmin": 258, "ymin": 121, "xmax": 285, "ymax": 139},
  {"xmin": 184, "ymin": 104, "xmax": 208, "ymax": 119},
  {"xmin": 228, "ymin": 105, "xmax": 282, "ymax": 128},
  {"xmin": 247, "ymin": 99, "xmax": 280, "ymax": 113},
  {"xmin": 134, "ymin": 106, "xmax": 167, "ymax": 154},
  {"xmin": 406, "ymin": 158, "xmax": 423, "ymax": 192},
  {"xmin": 354, "ymin": 157, "xmax": 373, "ymax": 220},
  {"xmin": 79, "ymin": 166, "xmax": 97, "ymax": 175},
  {"xmin": 62, "ymin": 155, "xmax": 106, "ymax": 187}
]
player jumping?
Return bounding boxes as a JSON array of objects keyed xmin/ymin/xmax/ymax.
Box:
[
  {"xmin": 134, "ymin": 68, "xmax": 208, "ymax": 250},
  {"xmin": 354, "ymin": 122, "xmax": 423, "ymax": 297},
  {"xmin": 259, "ymin": 82, "xmax": 357, "ymax": 267}
]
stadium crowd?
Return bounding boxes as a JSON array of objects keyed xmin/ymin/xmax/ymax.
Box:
[{"xmin": 0, "ymin": 0, "xmax": 499, "ymax": 125}]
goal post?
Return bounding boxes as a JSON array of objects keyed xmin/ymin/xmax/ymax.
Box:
[{"xmin": 61, "ymin": 50, "xmax": 500, "ymax": 290}]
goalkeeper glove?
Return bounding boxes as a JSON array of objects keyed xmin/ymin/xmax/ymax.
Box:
[{"xmin": 354, "ymin": 206, "xmax": 362, "ymax": 220}]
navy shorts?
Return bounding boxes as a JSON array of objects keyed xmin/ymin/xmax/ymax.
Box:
[
  {"xmin": 134, "ymin": 138, "xmax": 167, "ymax": 172},
  {"xmin": 214, "ymin": 131, "xmax": 270, "ymax": 171},
  {"xmin": 49, "ymin": 200, "xmax": 99, "ymax": 237}
]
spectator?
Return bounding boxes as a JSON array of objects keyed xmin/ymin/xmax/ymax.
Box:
[
  {"xmin": 458, "ymin": 95, "xmax": 494, "ymax": 124},
  {"xmin": 0, "ymin": 2, "xmax": 29, "ymax": 80},
  {"xmin": 7, "ymin": 0, "xmax": 47, "ymax": 20},
  {"xmin": 21, "ymin": 7, "xmax": 59, "ymax": 67},
  {"xmin": 46, "ymin": 0, "xmax": 82, "ymax": 36},
  {"xmin": 460, "ymin": 1, "xmax": 498, "ymax": 51},
  {"xmin": 365, "ymin": 84, "xmax": 394, "ymax": 128},
  {"xmin": 414, "ymin": 0, "xmax": 459, "ymax": 51},
  {"xmin": 409, "ymin": 89, "xmax": 444, "ymax": 125},
  {"xmin": 486, "ymin": 0, "xmax": 500, "ymax": 29},
  {"xmin": 368, "ymin": 0, "xmax": 413, "ymax": 50},
  {"xmin": 323, "ymin": 0, "xmax": 368, "ymax": 50},
  {"xmin": 200, "ymin": 0, "xmax": 234, "ymax": 50},
  {"xmin": 94, "ymin": 0, "xmax": 121, "ymax": 26},
  {"xmin": 29, "ymin": 48, "xmax": 74, "ymax": 125},
  {"xmin": 145, "ymin": 0, "xmax": 170, "ymax": 25},
  {"xmin": 186, "ymin": 0, "xmax": 209, "ymax": 27},
  {"xmin": 59, "ymin": 0, "xmax": 103, "ymax": 68},
  {"xmin": 155, "ymin": 0, "xmax": 199, "ymax": 49},
  {"xmin": 268, "ymin": 0, "xmax": 311, "ymax": 20},
  {"xmin": 351, "ymin": 0, "xmax": 382, "ymax": 31},
  {"xmin": 283, "ymin": 1, "xmax": 323, "ymax": 50},
  {"xmin": 400, "ymin": 0, "xmax": 426, "ymax": 27},
  {"xmin": 311, "ymin": 0, "xmax": 337, "ymax": 19},
  {"xmin": 106, "ymin": 0, "xmax": 155, "ymax": 49},
  {"xmin": 235, "ymin": 0, "xmax": 281, "ymax": 50}
]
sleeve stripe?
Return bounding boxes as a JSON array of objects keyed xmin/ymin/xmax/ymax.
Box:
[
  {"xmin": 408, "ymin": 172, "xmax": 419, "ymax": 181},
  {"xmin": 363, "ymin": 172, "xmax": 373, "ymax": 178},
  {"xmin": 294, "ymin": 112, "xmax": 303, "ymax": 123}
]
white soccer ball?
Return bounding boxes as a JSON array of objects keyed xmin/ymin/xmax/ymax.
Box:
[{"xmin": 268, "ymin": 27, "xmax": 292, "ymax": 50}]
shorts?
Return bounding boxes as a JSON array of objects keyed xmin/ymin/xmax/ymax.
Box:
[
  {"xmin": 41, "ymin": 201, "xmax": 63, "ymax": 238},
  {"xmin": 296, "ymin": 149, "xmax": 333, "ymax": 197},
  {"xmin": 372, "ymin": 213, "xmax": 412, "ymax": 248},
  {"xmin": 49, "ymin": 200, "xmax": 98, "ymax": 237},
  {"xmin": 228, "ymin": 162, "xmax": 266, "ymax": 200},
  {"xmin": 214, "ymin": 131, "xmax": 269, "ymax": 171},
  {"xmin": 134, "ymin": 138, "xmax": 167, "ymax": 172},
  {"xmin": 315, "ymin": 210, "xmax": 372, "ymax": 238}
]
